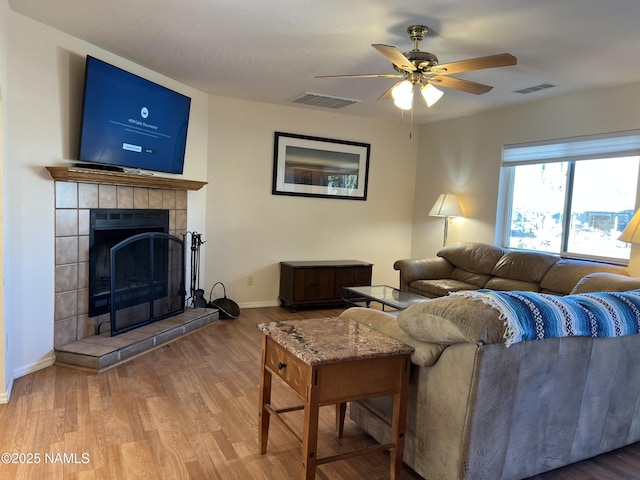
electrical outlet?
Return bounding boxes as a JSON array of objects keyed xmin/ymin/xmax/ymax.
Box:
[{"xmin": 247, "ymin": 276, "xmax": 254, "ymax": 286}]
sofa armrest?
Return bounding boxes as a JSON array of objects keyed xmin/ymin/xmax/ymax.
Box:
[
  {"xmin": 339, "ymin": 307, "xmax": 446, "ymax": 367},
  {"xmin": 394, "ymin": 257, "xmax": 453, "ymax": 290}
]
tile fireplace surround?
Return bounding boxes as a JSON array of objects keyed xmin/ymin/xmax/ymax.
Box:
[{"xmin": 50, "ymin": 167, "xmax": 206, "ymax": 348}]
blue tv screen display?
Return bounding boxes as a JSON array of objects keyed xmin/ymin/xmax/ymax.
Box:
[{"xmin": 78, "ymin": 56, "xmax": 191, "ymax": 174}]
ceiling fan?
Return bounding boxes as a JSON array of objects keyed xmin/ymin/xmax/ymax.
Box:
[{"xmin": 316, "ymin": 25, "xmax": 517, "ymax": 110}]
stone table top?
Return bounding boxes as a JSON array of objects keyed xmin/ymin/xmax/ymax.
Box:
[{"xmin": 257, "ymin": 317, "xmax": 414, "ymax": 366}]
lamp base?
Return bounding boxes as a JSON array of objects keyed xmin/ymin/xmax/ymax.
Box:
[{"xmin": 442, "ymin": 216, "xmax": 450, "ymax": 247}]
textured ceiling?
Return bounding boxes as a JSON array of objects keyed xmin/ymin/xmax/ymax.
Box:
[{"xmin": 9, "ymin": 0, "xmax": 640, "ymax": 124}]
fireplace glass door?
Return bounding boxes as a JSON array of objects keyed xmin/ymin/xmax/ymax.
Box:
[{"xmin": 110, "ymin": 232, "xmax": 185, "ymax": 335}]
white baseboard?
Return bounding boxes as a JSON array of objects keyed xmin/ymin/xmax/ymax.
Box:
[
  {"xmin": 13, "ymin": 353, "xmax": 56, "ymax": 380},
  {"xmin": 238, "ymin": 300, "xmax": 280, "ymax": 309},
  {"xmin": 0, "ymin": 371, "xmax": 14, "ymax": 404}
]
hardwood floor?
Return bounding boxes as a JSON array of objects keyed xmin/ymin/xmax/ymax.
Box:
[{"xmin": 1, "ymin": 306, "xmax": 640, "ymax": 479}]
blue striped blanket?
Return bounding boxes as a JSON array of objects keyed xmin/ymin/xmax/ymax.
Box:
[{"xmin": 452, "ymin": 289, "xmax": 640, "ymax": 346}]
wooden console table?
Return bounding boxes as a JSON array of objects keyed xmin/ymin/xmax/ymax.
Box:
[
  {"xmin": 258, "ymin": 317, "xmax": 413, "ymax": 479},
  {"xmin": 279, "ymin": 260, "xmax": 373, "ymax": 311}
]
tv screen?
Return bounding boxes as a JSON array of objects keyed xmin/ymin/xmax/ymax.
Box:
[{"xmin": 78, "ymin": 56, "xmax": 191, "ymax": 174}]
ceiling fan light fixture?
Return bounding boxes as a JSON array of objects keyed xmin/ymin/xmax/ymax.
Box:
[
  {"xmin": 392, "ymin": 80, "xmax": 414, "ymax": 110},
  {"xmin": 317, "ymin": 25, "xmax": 517, "ymax": 117},
  {"xmin": 421, "ymin": 83, "xmax": 444, "ymax": 107}
]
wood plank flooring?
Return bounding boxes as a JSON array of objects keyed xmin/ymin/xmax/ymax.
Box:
[{"xmin": 1, "ymin": 306, "xmax": 640, "ymax": 479}]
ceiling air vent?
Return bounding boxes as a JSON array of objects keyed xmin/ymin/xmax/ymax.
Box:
[
  {"xmin": 514, "ymin": 83, "xmax": 556, "ymax": 95},
  {"xmin": 291, "ymin": 92, "xmax": 361, "ymax": 109}
]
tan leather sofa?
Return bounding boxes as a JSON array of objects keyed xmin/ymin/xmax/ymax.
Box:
[
  {"xmin": 394, "ymin": 242, "xmax": 630, "ymax": 298},
  {"xmin": 340, "ymin": 271, "xmax": 640, "ymax": 479}
]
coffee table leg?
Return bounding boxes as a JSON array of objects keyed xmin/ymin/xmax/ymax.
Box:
[
  {"xmin": 258, "ymin": 340, "xmax": 272, "ymax": 454},
  {"xmin": 389, "ymin": 357, "xmax": 410, "ymax": 479},
  {"xmin": 336, "ymin": 402, "xmax": 346, "ymax": 438}
]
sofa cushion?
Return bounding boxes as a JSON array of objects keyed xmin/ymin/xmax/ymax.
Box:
[
  {"xmin": 437, "ymin": 242, "xmax": 506, "ymax": 275},
  {"xmin": 409, "ymin": 279, "xmax": 481, "ymax": 298},
  {"xmin": 490, "ymin": 250, "xmax": 559, "ymax": 282},
  {"xmin": 450, "ymin": 268, "xmax": 491, "ymax": 288},
  {"xmin": 571, "ymin": 272, "xmax": 640, "ymax": 294},
  {"xmin": 397, "ymin": 296, "xmax": 505, "ymax": 345},
  {"xmin": 540, "ymin": 259, "xmax": 628, "ymax": 295},
  {"xmin": 484, "ymin": 277, "xmax": 540, "ymax": 291}
]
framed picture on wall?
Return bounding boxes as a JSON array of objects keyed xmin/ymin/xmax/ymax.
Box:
[{"xmin": 272, "ymin": 132, "xmax": 370, "ymax": 200}]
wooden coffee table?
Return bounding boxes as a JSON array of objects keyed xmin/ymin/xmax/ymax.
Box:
[{"xmin": 258, "ymin": 317, "xmax": 414, "ymax": 480}]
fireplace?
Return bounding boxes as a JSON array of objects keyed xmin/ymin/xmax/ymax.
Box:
[
  {"xmin": 89, "ymin": 208, "xmax": 185, "ymax": 335},
  {"xmin": 48, "ymin": 170, "xmax": 206, "ymax": 347}
]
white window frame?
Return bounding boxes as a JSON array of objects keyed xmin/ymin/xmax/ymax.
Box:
[{"xmin": 496, "ymin": 130, "xmax": 640, "ymax": 263}]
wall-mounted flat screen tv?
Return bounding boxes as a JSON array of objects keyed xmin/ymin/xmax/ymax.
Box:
[{"xmin": 78, "ymin": 56, "xmax": 191, "ymax": 174}]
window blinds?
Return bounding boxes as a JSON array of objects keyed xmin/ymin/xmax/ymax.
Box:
[{"xmin": 502, "ymin": 130, "xmax": 640, "ymax": 166}]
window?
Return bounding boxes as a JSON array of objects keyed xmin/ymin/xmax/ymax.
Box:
[{"xmin": 499, "ymin": 131, "xmax": 640, "ymax": 262}]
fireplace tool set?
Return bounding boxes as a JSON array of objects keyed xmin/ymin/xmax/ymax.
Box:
[
  {"xmin": 187, "ymin": 231, "xmax": 207, "ymax": 307},
  {"xmin": 186, "ymin": 231, "xmax": 240, "ymax": 319}
]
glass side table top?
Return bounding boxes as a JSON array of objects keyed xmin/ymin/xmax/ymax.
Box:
[{"xmin": 342, "ymin": 285, "xmax": 426, "ymax": 310}]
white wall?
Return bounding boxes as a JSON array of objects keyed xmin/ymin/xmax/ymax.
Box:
[
  {"xmin": 205, "ymin": 96, "xmax": 417, "ymax": 306},
  {"xmin": 0, "ymin": 0, "xmax": 9, "ymax": 403},
  {"xmin": 414, "ymin": 82, "xmax": 640, "ymax": 272},
  {"xmin": 3, "ymin": 11, "xmax": 209, "ymax": 387}
]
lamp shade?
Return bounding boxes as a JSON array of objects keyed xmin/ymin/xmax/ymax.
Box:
[
  {"xmin": 619, "ymin": 209, "xmax": 640, "ymax": 244},
  {"xmin": 391, "ymin": 80, "xmax": 413, "ymax": 110},
  {"xmin": 429, "ymin": 193, "xmax": 464, "ymax": 218},
  {"xmin": 421, "ymin": 84, "xmax": 444, "ymax": 107}
]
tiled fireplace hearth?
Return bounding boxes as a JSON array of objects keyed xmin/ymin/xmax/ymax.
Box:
[{"xmin": 48, "ymin": 166, "xmax": 213, "ymax": 370}]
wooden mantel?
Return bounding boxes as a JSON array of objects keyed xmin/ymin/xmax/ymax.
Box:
[{"xmin": 46, "ymin": 166, "xmax": 207, "ymax": 191}]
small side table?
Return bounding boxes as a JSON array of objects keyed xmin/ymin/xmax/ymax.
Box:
[{"xmin": 258, "ymin": 317, "xmax": 414, "ymax": 480}]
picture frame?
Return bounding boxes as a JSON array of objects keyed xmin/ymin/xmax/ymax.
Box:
[{"xmin": 272, "ymin": 132, "xmax": 370, "ymax": 200}]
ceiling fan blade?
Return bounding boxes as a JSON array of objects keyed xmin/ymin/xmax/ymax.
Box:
[
  {"xmin": 430, "ymin": 53, "xmax": 517, "ymax": 75},
  {"xmin": 371, "ymin": 44, "xmax": 417, "ymax": 72},
  {"xmin": 429, "ymin": 76, "xmax": 493, "ymax": 95},
  {"xmin": 315, "ymin": 73, "xmax": 403, "ymax": 79},
  {"xmin": 377, "ymin": 81, "xmax": 404, "ymax": 101}
]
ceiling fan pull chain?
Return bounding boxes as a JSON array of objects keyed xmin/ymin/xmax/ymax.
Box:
[{"xmin": 409, "ymin": 102, "xmax": 414, "ymax": 139}]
